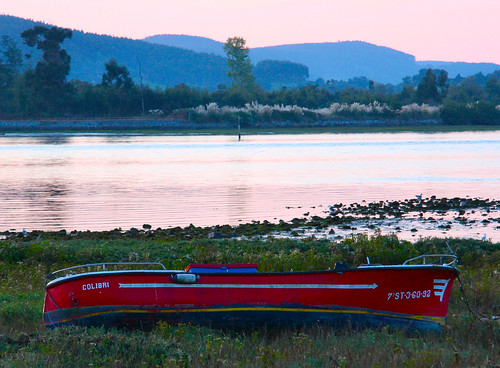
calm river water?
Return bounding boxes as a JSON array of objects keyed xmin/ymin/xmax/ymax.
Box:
[{"xmin": 1, "ymin": 131, "xmax": 499, "ymax": 234}]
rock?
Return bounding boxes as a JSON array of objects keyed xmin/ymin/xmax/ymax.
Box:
[
  {"xmin": 208, "ymin": 231, "xmax": 225, "ymax": 239},
  {"xmin": 126, "ymin": 227, "xmax": 140, "ymax": 235}
]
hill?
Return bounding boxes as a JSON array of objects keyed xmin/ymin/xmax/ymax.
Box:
[
  {"xmin": 1, "ymin": 15, "xmax": 499, "ymax": 89},
  {"xmin": 415, "ymin": 61, "xmax": 500, "ymax": 78},
  {"xmin": 143, "ymin": 34, "xmax": 225, "ymax": 56},
  {"xmin": 0, "ymin": 15, "xmax": 230, "ymax": 89},
  {"xmin": 145, "ymin": 35, "xmax": 500, "ymax": 84},
  {"xmin": 250, "ymin": 42, "xmax": 416, "ymax": 84},
  {"xmin": 144, "ymin": 36, "xmax": 418, "ymax": 84}
]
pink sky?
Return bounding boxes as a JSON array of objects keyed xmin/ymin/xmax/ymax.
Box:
[{"xmin": 3, "ymin": 0, "xmax": 500, "ymax": 64}]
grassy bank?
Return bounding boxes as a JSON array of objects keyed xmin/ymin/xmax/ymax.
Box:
[
  {"xmin": 142, "ymin": 123, "xmax": 500, "ymax": 136},
  {"xmin": 3, "ymin": 123, "xmax": 500, "ymax": 136},
  {"xmin": 0, "ymin": 233, "xmax": 498, "ymax": 367}
]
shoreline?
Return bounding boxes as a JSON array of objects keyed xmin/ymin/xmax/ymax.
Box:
[
  {"xmin": 1, "ymin": 200, "xmax": 498, "ymax": 367},
  {"xmin": 2, "ymin": 119, "xmax": 500, "ymax": 134},
  {"xmin": 3, "ymin": 197, "xmax": 498, "ymax": 242}
]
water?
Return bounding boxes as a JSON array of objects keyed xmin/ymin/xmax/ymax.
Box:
[{"xmin": 1, "ymin": 131, "xmax": 499, "ymax": 236}]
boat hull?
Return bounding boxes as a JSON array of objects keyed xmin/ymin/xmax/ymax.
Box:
[{"xmin": 44, "ymin": 266, "xmax": 457, "ymax": 331}]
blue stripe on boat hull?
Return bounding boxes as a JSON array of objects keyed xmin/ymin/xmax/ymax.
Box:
[{"xmin": 43, "ymin": 304, "xmax": 445, "ymax": 332}]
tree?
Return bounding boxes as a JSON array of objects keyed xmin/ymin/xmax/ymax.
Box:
[
  {"xmin": 0, "ymin": 36, "xmax": 23, "ymax": 116},
  {"xmin": 21, "ymin": 25, "xmax": 73, "ymax": 115},
  {"xmin": 102, "ymin": 58, "xmax": 133, "ymax": 89},
  {"xmin": 442, "ymin": 100, "xmax": 500, "ymax": 125},
  {"xmin": 101, "ymin": 58, "xmax": 137, "ymax": 116},
  {"xmin": 391, "ymin": 85, "xmax": 416, "ymax": 107},
  {"xmin": 485, "ymin": 77, "xmax": 500, "ymax": 103},
  {"xmin": 448, "ymin": 77, "xmax": 485, "ymax": 103},
  {"xmin": 416, "ymin": 69, "xmax": 440, "ymax": 105},
  {"xmin": 223, "ymin": 37, "xmax": 255, "ymax": 90},
  {"xmin": 254, "ymin": 60, "xmax": 309, "ymax": 90},
  {"xmin": 163, "ymin": 83, "xmax": 203, "ymax": 113},
  {"xmin": 368, "ymin": 80, "xmax": 375, "ymax": 94},
  {"xmin": 436, "ymin": 69, "xmax": 449, "ymax": 100},
  {"xmin": 1, "ymin": 35, "xmax": 23, "ymax": 73}
]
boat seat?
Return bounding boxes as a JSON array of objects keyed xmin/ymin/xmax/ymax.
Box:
[{"xmin": 333, "ymin": 262, "xmax": 351, "ymax": 271}]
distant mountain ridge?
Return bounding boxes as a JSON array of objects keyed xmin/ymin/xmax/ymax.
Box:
[
  {"xmin": 415, "ymin": 61, "xmax": 500, "ymax": 79},
  {"xmin": 0, "ymin": 16, "xmax": 229, "ymax": 88},
  {"xmin": 1, "ymin": 15, "xmax": 499, "ymax": 89},
  {"xmin": 144, "ymin": 34, "xmax": 225, "ymax": 56},
  {"xmin": 144, "ymin": 35, "xmax": 500, "ymax": 84},
  {"xmin": 251, "ymin": 42, "xmax": 416, "ymax": 84}
]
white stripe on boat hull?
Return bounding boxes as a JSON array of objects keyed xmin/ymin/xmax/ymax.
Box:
[{"xmin": 118, "ymin": 283, "xmax": 378, "ymax": 289}]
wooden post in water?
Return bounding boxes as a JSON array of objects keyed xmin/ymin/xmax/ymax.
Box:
[{"xmin": 238, "ymin": 116, "xmax": 241, "ymax": 141}]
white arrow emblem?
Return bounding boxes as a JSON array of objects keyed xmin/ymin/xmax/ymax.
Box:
[{"xmin": 433, "ymin": 279, "xmax": 450, "ymax": 302}]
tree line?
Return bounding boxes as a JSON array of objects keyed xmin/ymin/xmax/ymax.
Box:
[{"xmin": 0, "ymin": 26, "xmax": 499, "ymax": 125}]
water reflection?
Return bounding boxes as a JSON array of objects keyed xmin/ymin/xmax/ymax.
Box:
[
  {"xmin": 32, "ymin": 135, "xmax": 72, "ymax": 145},
  {"xmin": 0, "ymin": 131, "xmax": 499, "ymax": 235},
  {"xmin": 226, "ymin": 185, "xmax": 251, "ymax": 223},
  {"xmin": 1, "ymin": 181, "xmax": 69, "ymax": 229}
]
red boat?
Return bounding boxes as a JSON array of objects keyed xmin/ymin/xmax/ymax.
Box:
[{"xmin": 43, "ymin": 255, "xmax": 458, "ymax": 331}]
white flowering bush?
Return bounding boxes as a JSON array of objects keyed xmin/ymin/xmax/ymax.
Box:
[
  {"xmin": 398, "ymin": 103, "xmax": 441, "ymax": 119},
  {"xmin": 311, "ymin": 101, "xmax": 392, "ymax": 119},
  {"xmin": 187, "ymin": 101, "xmax": 441, "ymax": 124}
]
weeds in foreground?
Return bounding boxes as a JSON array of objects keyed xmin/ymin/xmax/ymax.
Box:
[
  {"xmin": 1, "ymin": 319, "xmax": 498, "ymax": 368},
  {"xmin": 0, "ymin": 234, "xmax": 498, "ymax": 367}
]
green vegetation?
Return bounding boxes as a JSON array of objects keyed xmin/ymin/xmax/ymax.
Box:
[
  {"xmin": 254, "ymin": 60, "xmax": 309, "ymax": 90},
  {"xmin": 0, "ymin": 231, "xmax": 498, "ymax": 367},
  {"xmin": 20, "ymin": 26, "xmax": 73, "ymax": 116},
  {"xmin": 1, "ymin": 321, "xmax": 498, "ymax": 367},
  {"xmin": 1, "ymin": 24, "xmax": 500, "ymax": 126},
  {"xmin": 224, "ymin": 37, "xmax": 255, "ymax": 91}
]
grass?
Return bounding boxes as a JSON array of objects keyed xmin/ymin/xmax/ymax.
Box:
[
  {"xmin": 4, "ymin": 123, "xmax": 500, "ymax": 136},
  {"xmin": 1, "ymin": 320, "xmax": 498, "ymax": 368},
  {"xmin": 0, "ymin": 233, "xmax": 498, "ymax": 367}
]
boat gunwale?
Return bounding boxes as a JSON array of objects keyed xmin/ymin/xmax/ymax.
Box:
[{"xmin": 46, "ymin": 264, "xmax": 459, "ymax": 288}]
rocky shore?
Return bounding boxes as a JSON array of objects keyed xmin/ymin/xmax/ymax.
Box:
[{"xmin": 3, "ymin": 196, "xmax": 498, "ymax": 242}]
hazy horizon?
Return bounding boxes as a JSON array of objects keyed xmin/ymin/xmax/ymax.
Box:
[{"xmin": 2, "ymin": 0, "xmax": 499, "ymax": 64}]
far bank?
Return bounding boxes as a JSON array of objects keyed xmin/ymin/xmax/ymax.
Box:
[{"xmin": 2, "ymin": 119, "xmax": 500, "ymax": 134}]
